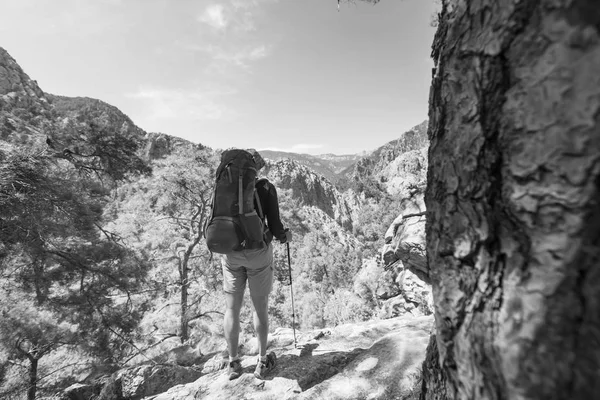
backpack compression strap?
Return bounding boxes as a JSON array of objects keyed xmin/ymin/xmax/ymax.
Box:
[{"xmin": 238, "ymin": 171, "xmax": 243, "ymax": 215}]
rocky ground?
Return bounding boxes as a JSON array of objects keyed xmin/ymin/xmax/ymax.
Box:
[
  {"xmin": 155, "ymin": 315, "xmax": 432, "ymax": 400},
  {"xmin": 65, "ymin": 315, "xmax": 433, "ymax": 400}
]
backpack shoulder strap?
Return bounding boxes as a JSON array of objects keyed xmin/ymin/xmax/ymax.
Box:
[
  {"xmin": 254, "ymin": 178, "xmax": 270, "ymax": 220},
  {"xmin": 254, "ymin": 190, "xmax": 264, "ymax": 220},
  {"xmin": 238, "ymin": 170, "xmax": 244, "ymax": 215}
]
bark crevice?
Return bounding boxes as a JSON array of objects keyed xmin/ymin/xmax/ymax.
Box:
[{"xmin": 422, "ymin": 0, "xmax": 600, "ymax": 398}]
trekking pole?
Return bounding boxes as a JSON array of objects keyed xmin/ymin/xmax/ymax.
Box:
[{"xmin": 286, "ymin": 242, "xmax": 297, "ymax": 348}]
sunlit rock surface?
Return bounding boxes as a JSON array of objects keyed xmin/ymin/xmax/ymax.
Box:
[{"xmin": 145, "ymin": 315, "xmax": 432, "ymax": 400}]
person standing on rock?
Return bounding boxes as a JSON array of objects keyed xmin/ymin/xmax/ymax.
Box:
[{"xmin": 206, "ymin": 149, "xmax": 292, "ymax": 380}]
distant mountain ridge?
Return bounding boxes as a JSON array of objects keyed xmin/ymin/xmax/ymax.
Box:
[
  {"xmin": 342, "ymin": 120, "xmax": 428, "ymax": 182},
  {"xmin": 259, "ymin": 150, "xmax": 363, "ymax": 183},
  {"xmin": 259, "ymin": 121, "xmax": 428, "ymax": 191}
]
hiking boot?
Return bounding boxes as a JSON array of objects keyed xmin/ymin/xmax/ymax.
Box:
[
  {"xmin": 254, "ymin": 352, "xmax": 276, "ymax": 379},
  {"xmin": 228, "ymin": 359, "xmax": 243, "ymax": 380}
]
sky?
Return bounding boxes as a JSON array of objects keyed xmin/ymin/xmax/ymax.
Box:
[{"xmin": 1, "ymin": 0, "xmax": 438, "ymax": 155}]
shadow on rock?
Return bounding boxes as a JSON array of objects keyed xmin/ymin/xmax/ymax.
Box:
[{"xmin": 265, "ymin": 343, "xmax": 366, "ymax": 391}]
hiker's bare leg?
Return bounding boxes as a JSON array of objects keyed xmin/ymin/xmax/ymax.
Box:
[
  {"xmin": 224, "ymin": 291, "xmax": 244, "ymax": 358},
  {"xmin": 250, "ymin": 293, "xmax": 269, "ymax": 357}
]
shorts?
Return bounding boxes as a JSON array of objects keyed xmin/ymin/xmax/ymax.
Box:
[{"xmin": 222, "ymin": 242, "xmax": 274, "ymax": 296}]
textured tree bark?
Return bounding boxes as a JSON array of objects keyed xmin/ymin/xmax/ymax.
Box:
[
  {"xmin": 424, "ymin": 0, "xmax": 600, "ymax": 399},
  {"xmin": 180, "ymin": 258, "xmax": 189, "ymax": 343},
  {"xmin": 27, "ymin": 357, "xmax": 37, "ymax": 400}
]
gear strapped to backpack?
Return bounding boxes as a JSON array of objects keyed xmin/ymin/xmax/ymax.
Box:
[{"xmin": 204, "ymin": 149, "xmax": 268, "ymax": 254}]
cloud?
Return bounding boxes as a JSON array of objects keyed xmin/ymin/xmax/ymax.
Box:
[
  {"xmin": 188, "ymin": 2, "xmax": 276, "ymax": 73},
  {"xmin": 133, "ymin": 1, "xmax": 277, "ymax": 134},
  {"xmin": 198, "ymin": 1, "xmax": 278, "ymax": 33},
  {"xmin": 201, "ymin": 43, "xmax": 270, "ymax": 70},
  {"xmin": 198, "ymin": 4, "xmax": 227, "ymax": 30}
]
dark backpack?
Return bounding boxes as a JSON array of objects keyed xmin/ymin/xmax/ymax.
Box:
[{"xmin": 204, "ymin": 149, "xmax": 267, "ymax": 254}]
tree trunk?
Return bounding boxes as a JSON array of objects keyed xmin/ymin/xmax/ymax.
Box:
[
  {"xmin": 180, "ymin": 256, "xmax": 189, "ymax": 343},
  {"xmin": 424, "ymin": 1, "xmax": 600, "ymax": 399},
  {"xmin": 28, "ymin": 357, "xmax": 38, "ymax": 400}
]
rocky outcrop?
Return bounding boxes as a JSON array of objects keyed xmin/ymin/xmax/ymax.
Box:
[
  {"xmin": 378, "ymin": 268, "xmax": 433, "ymax": 319},
  {"xmin": 378, "ymin": 147, "xmax": 427, "ymax": 198},
  {"xmin": 382, "ymin": 211, "xmax": 427, "ymax": 284},
  {"xmin": 353, "ymin": 258, "xmax": 433, "ymax": 320},
  {"xmin": 0, "ymin": 47, "xmax": 202, "ymax": 165},
  {"xmin": 145, "ymin": 315, "xmax": 433, "ymax": 400},
  {"xmin": 0, "ymin": 48, "xmax": 47, "ymax": 101},
  {"xmin": 96, "ymin": 364, "xmax": 202, "ymax": 400},
  {"xmin": 54, "ymin": 316, "xmax": 431, "ymax": 399},
  {"xmin": 379, "ymin": 210, "xmax": 431, "ymax": 318},
  {"xmin": 57, "ymin": 382, "xmax": 103, "ymax": 400},
  {"xmin": 0, "ymin": 47, "xmax": 149, "ymax": 155},
  {"xmin": 370, "ymin": 158, "xmax": 431, "ymax": 319},
  {"xmin": 47, "ymin": 94, "xmax": 149, "ymax": 160},
  {"xmin": 264, "ymin": 159, "xmax": 359, "ymax": 230},
  {"xmin": 143, "ymin": 132, "xmax": 198, "ymax": 160},
  {"xmin": 0, "ymin": 47, "xmax": 53, "ymax": 147},
  {"xmin": 343, "ymin": 120, "xmax": 428, "ymax": 184}
]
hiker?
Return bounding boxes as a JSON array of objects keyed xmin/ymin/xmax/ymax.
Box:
[{"xmin": 205, "ymin": 149, "xmax": 292, "ymax": 380}]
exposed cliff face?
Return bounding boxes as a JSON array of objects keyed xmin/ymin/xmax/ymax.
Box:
[
  {"xmin": 263, "ymin": 159, "xmax": 360, "ymax": 231},
  {"xmin": 378, "ymin": 147, "xmax": 427, "ymax": 198},
  {"xmin": 370, "ymin": 189, "xmax": 430, "ymax": 321},
  {"xmin": 0, "ymin": 47, "xmax": 53, "ymax": 147},
  {"xmin": 344, "ymin": 120, "xmax": 428, "ymax": 184},
  {"xmin": 382, "ymin": 193, "xmax": 427, "ymax": 282},
  {"xmin": 0, "ymin": 46, "xmax": 151, "ymax": 157},
  {"xmin": 0, "ymin": 47, "xmax": 198, "ymax": 166},
  {"xmin": 374, "ymin": 126, "xmax": 430, "ymax": 321},
  {"xmin": 354, "ymin": 257, "xmax": 433, "ymax": 320},
  {"xmin": 49, "ymin": 95, "xmax": 145, "ymax": 138},
  {"xmin": 143, "ymin": 132, "xmax": 199, "ymax": 160},
  {"xmin": 0, "ymin": 48, "xmax": 47, "ymax": 101}
]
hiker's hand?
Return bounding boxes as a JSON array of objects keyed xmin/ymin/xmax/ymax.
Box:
[{"xmin": 280, "ymin": 229, "xmax": 292, "ymax": 244}]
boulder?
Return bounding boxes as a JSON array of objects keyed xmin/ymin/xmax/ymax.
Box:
[
  {"xmin": 381, "ymin": 196, "xmax": 428, "ymax": 283},
  {"xmin": 98, "ymin": 364, "xmax": 201, "ymax": 400},
  {"xmin": 55, "ymin": 383, "xmax": 102, "ymax": 400}
]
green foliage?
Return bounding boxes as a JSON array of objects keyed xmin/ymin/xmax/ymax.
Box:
[
  {"xmin": 349, "ymin": 176, "xmax": 386, "ymax": 200},
  {"xmin": 0, "ymin": 146, "xmax": 150, "ymax": 398},
  {"xmin": 0, "ymin": 296, "xmax": 78, "ymax": 360},
  {"xmin": 49, "ymin": 121, "xmax": 151, "ymax": 181},
  {"xmin": 105, "ymin": 146, "xmax": 221, "ymax": 344},
  {"xmin": 267, "ymin": 224, "xmax": 369, "ymax": 330},
  {"xmin": 323, "ymin": 289, "xmax": 374, "ymax": 326},
  {"xmin": 353, "ymin": 195, "xmax": 406, "ymax": 253}
]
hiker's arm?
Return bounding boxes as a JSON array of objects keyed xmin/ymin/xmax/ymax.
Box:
[{"xmin": 264, "ymin": 184, "xmax": 286, "ymax": 241}]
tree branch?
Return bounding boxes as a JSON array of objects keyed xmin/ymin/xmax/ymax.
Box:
[
  {"xmin": 402, "ymin": 211, "xmax": 427, "ymax": 219},
  {"xmin": 187, "ymin": 310, "xmax": 223, "ymax": 323}
]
